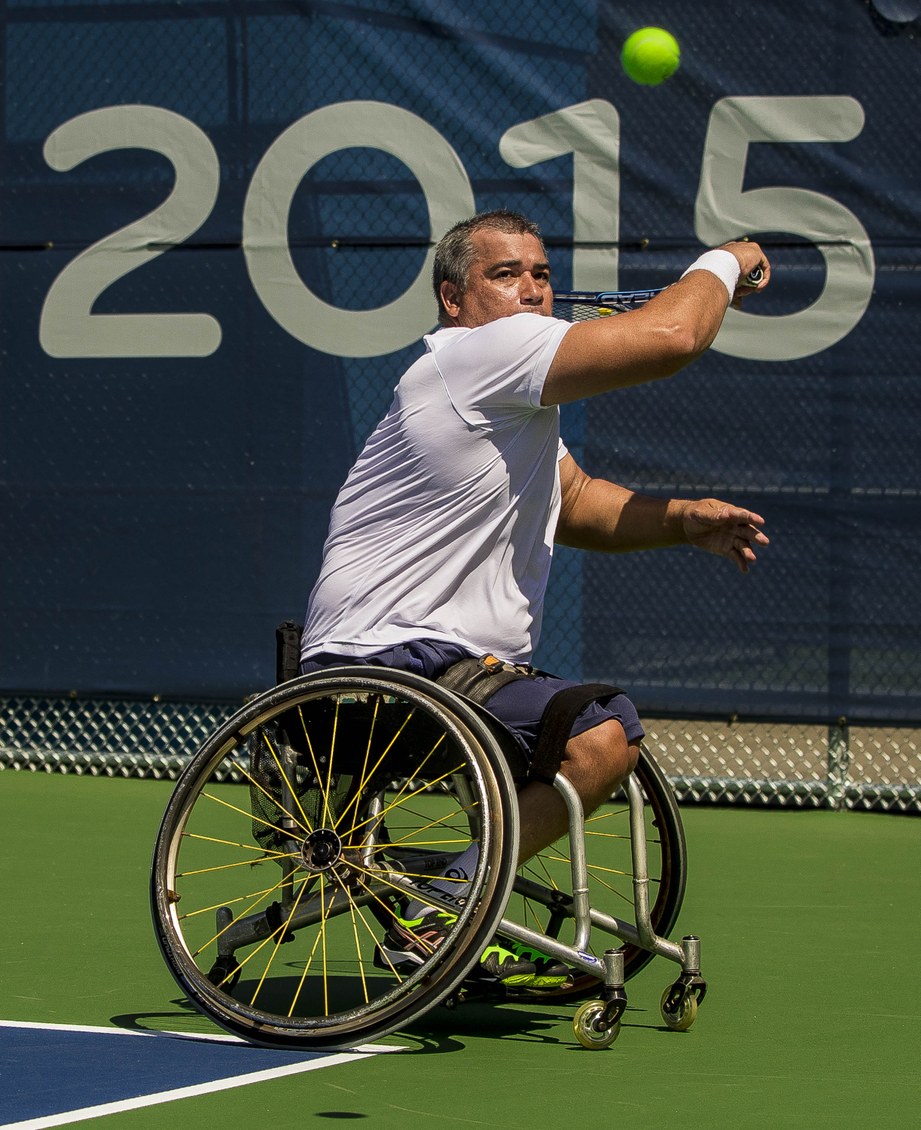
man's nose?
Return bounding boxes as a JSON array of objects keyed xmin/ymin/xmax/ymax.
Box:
[{"xmin": 520, "ymin": 274, "xmax": 544, "ymax": 303}]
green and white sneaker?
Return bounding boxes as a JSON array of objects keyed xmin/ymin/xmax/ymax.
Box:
[{"xmin": 374, "ymin": 910, "xmax": 570, "ymax": 989}]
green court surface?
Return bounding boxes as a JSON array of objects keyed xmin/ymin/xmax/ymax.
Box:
[{"xmin": 2, "ymin": 770, "xmax": 918, "ymax": 1129}]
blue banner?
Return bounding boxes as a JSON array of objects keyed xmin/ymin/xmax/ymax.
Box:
[{"xmin": 2, "ymin": 0, "xmax": 919, "ymax": 723}]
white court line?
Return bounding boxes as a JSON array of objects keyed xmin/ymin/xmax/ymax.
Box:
[{"xmin": 0, "ymin": 1020, "xmax": 402, "ymax": 1130}]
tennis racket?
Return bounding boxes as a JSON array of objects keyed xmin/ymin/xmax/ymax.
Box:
[{"xmin": 553, "ymin": 267, "xmax": 764, "ymax": 321}]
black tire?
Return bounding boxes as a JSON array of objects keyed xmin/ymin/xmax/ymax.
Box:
[
  {"xmin": 151, "ymin": 668, "xmax": 520, "ymax": 1048},
  {"xmin": 507, "ymin": 743, "xmax": 687, "ymax": 998}
]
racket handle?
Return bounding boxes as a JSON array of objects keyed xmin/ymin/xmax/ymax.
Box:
[{"xmin": 742, "ymin": 266, "xmax": 764, "ymax": 287}]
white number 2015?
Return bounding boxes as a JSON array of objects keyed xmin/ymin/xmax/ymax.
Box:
[{"xmin": 37, "ymin": 96, "xmax": 874, "ymax": 362}]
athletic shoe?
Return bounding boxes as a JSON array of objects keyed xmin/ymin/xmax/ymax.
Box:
[{"xmin": 374, "ymin": 910, "xmax": 570, "ymax": 989}]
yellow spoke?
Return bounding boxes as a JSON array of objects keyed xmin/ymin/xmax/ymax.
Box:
[
  {"xmin": 529, "ymin": 851, "xmax": 572, "ymax": 867},
  {"xmin": 516, "ymin": 883, "xmax": 548, "ymax": 934},
  {"xmin": 523, "ymin": 851, "xmax": 563, "ymax": 893},
  {"xmin": 319, "ymin": 702, "xmax": 340, "ymax": 827},
  {"xmin": 582, "ymin": 867, "xmax": 633, "ymax": 905},
  {"xmin": 262, "ymin": 730, "xmax": 314, "ymax": 835},
  {"xmin": 248, "ymin": 881, "xmax": 310, "ymax": 1007},
  {"xmin": 352, "ymin": 802, "xmax": 480, "ymax": 868},
  {"xmin": 348, "ymin": 900, "xmax": 369, "ymax": 1004},
  {"xmin": 364, "ymin": 797, "xmax": 476, "ymax": 836},
  {"xmin": 344, "ymin": 767, "xmax": 469, "ymax": 842},
  {"xmin": 332, "ymin": 706, "xmax": 437, "ymax": 833},
  {"xmin": 367, "ymin": 835, "xmax": 471, "ymax": 852},
  {"xmin": 345, "ymin": 858, "xmax": 472, "ymax": 919},
  {"xmin": 292, "ymin": 704, "xmax": 324, "ymax": 815},
  {"xmin": 586, "ymin": 806, "xmax": 629, "ymax": 825},
  {"xmin": 330, "ymin": 883, "xmax": 388, "ymax": 1006},
  {"xmin": 351, "ymin": 856, "xmax": 473, "ymax": 892},
  {"xmin": 183, "ymin": 832, "xmax": 287, "ymax": 856},
  {"xmin": 206, "ymin": 755, "xmax": 313, "ymax": 840},
  {"xmin": 369, "ymin": 740, "xmax": 450, "ymax": 811},
  {"xmin": 288, "ymin": 877, "xmax": 330, "ymax": 1016},
  {"xmin": 583, "ymin": 829, "xmax": 632, "ymax": 841},
  {"xmin": 178, "ymin": 853, "xmax": 294, "ymax": 879},
  {"xmin": 179, "ymin": 878, "xmax": 302, "ymax": 921},
  {"xmin": 349, "ymin": 875, "xmax": 416, "ymax": 983},
  {"xmin": 187, "ymin": 870, "xmax": 295, "ymax": 956},
  {"xmin": 584, "ymin": 861, "xmax": 630, "ymax": 878},
  {"xmin": 328, "ymin": 695, "xmax": 382, "ymax": 832},
  {"xmin": 321, "ymin": 881, "xmax": 329, "ymax": 1015},
  {"xmin": 198, "ymin": 789, "xmax": 305, "ymax": 846}
]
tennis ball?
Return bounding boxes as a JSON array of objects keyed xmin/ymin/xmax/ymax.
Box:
[{"xmin": 621, "ymin": 26, "xmax": 681, "ymax": 86}]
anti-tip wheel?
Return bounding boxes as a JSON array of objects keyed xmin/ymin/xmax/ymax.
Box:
[
  {"xmin": 660, "ymin": 985, "xmax": 699, "ymax": 1032},
  {"xmin": 573, "ymin": 999, "xmax": 621, "ymax": 1050}
]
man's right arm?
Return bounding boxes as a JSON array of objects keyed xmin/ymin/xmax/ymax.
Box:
[{"xmin": 540, "ymin": 240, "xmax": 769, "ymax": 406}]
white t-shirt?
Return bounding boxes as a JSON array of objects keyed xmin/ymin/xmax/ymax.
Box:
[{"xmin": 301, "ymin": 312, "xmax": 573, "ymax": 665}]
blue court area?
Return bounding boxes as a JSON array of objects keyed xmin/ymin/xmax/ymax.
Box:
[{"xmin": 0, "ymin": 1022, "xmax": 392, "ymax": 1128}]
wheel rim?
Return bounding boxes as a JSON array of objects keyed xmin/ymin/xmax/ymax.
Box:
[
  {"xmin": 573, "ymin": 1000, "xmax": 620, "ymax": 1049},
  {"xmin": 151, "ymin": 671, "xmax": 519, "ymax": 1047}
]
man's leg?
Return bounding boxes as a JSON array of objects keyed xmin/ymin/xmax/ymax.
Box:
[{"xmin": 515, "ymin": 719, "xmax": 640, "ymax": 865}]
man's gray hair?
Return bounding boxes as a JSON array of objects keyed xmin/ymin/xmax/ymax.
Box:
[{"xmin": 432, "ymin": 210, "xmax": 545, "ymax": 325}]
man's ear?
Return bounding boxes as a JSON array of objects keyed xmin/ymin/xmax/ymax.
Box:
[{"xmin": 439, "ymin": 280, "xmax": 462, "ymax": 320}]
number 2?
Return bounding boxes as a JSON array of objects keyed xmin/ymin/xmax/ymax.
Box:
[{"xmin": 40, "ymin": 105, "xmax": 221, "ymax": 358}]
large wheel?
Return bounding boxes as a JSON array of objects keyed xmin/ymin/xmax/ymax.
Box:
[
  {"xmin": 507, "ymin": 744, "xmax": 687, "ymax": 998},
  {"xmin": 151, "ymin": 668, "xmax": 520, "ymax": 1048}
]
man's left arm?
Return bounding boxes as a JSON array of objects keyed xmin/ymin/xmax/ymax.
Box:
[{"xmin": 555, "ymin": 453, "xmax": 769, "ymax": 575}]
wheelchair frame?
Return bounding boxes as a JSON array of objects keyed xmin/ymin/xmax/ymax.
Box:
[{"xmin": 150, "ymin": 666, "xmax": 706, "ymax": 1050}]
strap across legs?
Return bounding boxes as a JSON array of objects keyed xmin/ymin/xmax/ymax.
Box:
[{"xmin": 528, "ymin": 682, "xmax": 624, "ymax": 785}]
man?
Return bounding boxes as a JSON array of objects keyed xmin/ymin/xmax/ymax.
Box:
[{"xmin": 300, "ymin": 210, "xmax": 770, "ymax": 988}]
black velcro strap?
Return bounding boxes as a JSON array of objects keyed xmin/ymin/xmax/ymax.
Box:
[
  {"xmin": 436, "ymin": 654, "xmax": 532, "ymax": 707},
  {"xmin": 529, "ymin": 682, "xmax": 624, "ymax": 784},
  {"xmin": 275, "ymin": 621, "xmax": 304, "ymax": 684}
]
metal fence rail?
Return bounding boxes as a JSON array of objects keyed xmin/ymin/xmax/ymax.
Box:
[{"xmin": 2, "ymin": 695, "xmax": 918, "ymax": 815}]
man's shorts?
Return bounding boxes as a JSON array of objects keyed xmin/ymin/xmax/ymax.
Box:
[{"xmin": 300, "ymin": 638, "xmax": 645, "ymax": 757}]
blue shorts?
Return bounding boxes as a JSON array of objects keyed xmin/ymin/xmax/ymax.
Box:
[{"xmin": 300, "ymin": 639, "xmax": 645, "ymax": 756}]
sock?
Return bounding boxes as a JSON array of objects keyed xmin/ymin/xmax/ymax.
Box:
[{"xmin": 404, "ymin": 842, "xmax": 481, "ymax": 919}]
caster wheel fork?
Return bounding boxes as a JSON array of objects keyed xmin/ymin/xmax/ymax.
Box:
[
  {"xmin": 660, "ymin": 973, "xmax": 707, "ymax": 1032},
  {"xmin": 573, "ymin": 997, "xmax": 624, "ymax": 1050}
]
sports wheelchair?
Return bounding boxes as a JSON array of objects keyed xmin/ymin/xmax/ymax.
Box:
[{"xmin": 151, "ymin": 648, "xmax": 706, "ymax": 1051}]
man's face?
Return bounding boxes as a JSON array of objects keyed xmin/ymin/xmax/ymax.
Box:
[{"xmin": 440, "ymin": 229, "xmax": 553, "ymax": 328}]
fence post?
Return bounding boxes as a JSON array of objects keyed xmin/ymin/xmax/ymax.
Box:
[{"xmin": 827, "ymin": 716, "xmax": 850, "ymax": 810}]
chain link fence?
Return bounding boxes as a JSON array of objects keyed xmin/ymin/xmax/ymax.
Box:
[
  {"xmin": 2, "ymin": 694, "xmax": 918, "ymax": 814},
  {"xmin": 2, "ymin": 2, "xmax": 920, "ymax": 811}
]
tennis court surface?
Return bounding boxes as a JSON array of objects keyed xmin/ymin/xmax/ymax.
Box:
[{"xmin": 2, "ymin": 771, "xmax": 918, "ymax": 1128}]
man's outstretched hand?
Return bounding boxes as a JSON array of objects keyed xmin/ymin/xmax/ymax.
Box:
[{"xmin": 679, "ymin": 499, "xmax": 770, "ymax": 574}]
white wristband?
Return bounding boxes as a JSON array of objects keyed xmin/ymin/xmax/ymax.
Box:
[{"xmin": 680, "ymin": 249, "xmax": 741, "ymax": 301}]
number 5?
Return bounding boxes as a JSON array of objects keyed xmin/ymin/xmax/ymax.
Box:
[{"xmin": 695, "ymin": 95, "xmax": 874, "ymax": 361}]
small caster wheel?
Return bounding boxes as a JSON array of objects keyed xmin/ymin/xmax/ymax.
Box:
[
  {"xmin": 660, "ymin": 985, "xmax": 699, "ymax": 1031},
  {"xmin": 573, "ymin": 999, "xmax": 621, "ymax": 1050}
]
